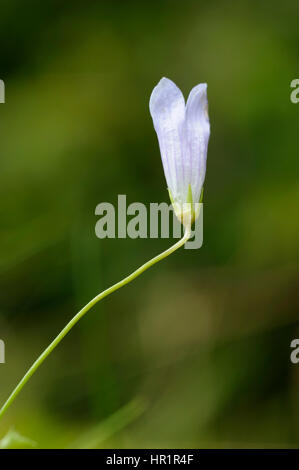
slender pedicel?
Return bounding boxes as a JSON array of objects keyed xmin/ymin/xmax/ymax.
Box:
[{"xmin": 0, "ymin": 225, "xmax": 191, "ymax": 420}]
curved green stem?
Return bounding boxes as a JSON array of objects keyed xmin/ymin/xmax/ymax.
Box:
[{"xmin": 0, "ymin": 226, "xmax": 191, "ymax": 420}]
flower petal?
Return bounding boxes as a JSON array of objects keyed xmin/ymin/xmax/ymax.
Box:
[
  {"xmin": 185, "ymin": 83, "xmax": 210, "ymax": 203},
  {"xmin": 149, "ymin": 78, "xmax": 186, "ymax": 201}
]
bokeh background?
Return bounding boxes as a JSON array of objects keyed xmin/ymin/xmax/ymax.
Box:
[{"xmin": 0, "ymin": 0, "xmax": 298, "ymax": 449}]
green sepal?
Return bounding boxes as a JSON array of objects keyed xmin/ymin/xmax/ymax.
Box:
[
  {"xmin": 168, "ymin": 184, "xmax": 203, "ymax": 226},
  {"xmin": 167, "ymin": 187, "xmax": 175, "ymax": 206},
  {"xmin": 187, "ymin": 183, "xmax": 193, "ymax": 205},
  {"xmin": 199, "ymin": 186, "xmax": 204, "ymax": 203},
  {"xmin": 187, "ymin": 184, "xmax": 196, "ymax": 224}
]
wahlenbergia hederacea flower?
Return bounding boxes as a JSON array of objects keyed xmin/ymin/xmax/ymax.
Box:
[
  {"xmin": 0, "ymin": 78, "xmax": 210, "ymax": 421},
  {"xmin": 150, "ymin": 77, "xmax": 210, "ymax": 224}
]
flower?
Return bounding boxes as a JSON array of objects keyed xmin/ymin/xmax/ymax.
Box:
[{"xmin": 149, "ymin": 77, "xmax": 210, "ymax": 224}]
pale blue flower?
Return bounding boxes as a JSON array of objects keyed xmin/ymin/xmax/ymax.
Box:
[{"xmin": 150, "ymin": 77, "xmax": 210, "ymax": 222}]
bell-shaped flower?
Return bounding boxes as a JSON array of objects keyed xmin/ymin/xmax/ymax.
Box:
[{"xmin": 150, "ymin": 77, "xmax": 210, "ymax": 224}]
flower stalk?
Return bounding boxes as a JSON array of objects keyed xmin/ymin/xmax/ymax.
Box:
[{"xmin": 0, "ymin": 225, "xmax": 191, "ymax": 421}]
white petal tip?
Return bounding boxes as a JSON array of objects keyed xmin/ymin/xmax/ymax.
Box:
[
  {"xmin": 192, "ymin": 83, "xmax": 208, "ymax": 96},
  {"xmin": 187, "ymin": 83, "xmax": 210, "ymax": 122},
  {"xmin": 149, "ymin": 77, "xmax": 184, "ymax": 115}
]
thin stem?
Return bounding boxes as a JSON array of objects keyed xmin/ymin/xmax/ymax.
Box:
[{"xmin": 0, "ymin": 226, "xmax": 191, "ymax": 420}]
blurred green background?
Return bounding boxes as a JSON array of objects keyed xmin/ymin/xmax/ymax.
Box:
[{"xmin": 0, "ymin": 0, "xmax": 298, "ymax": 449}]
